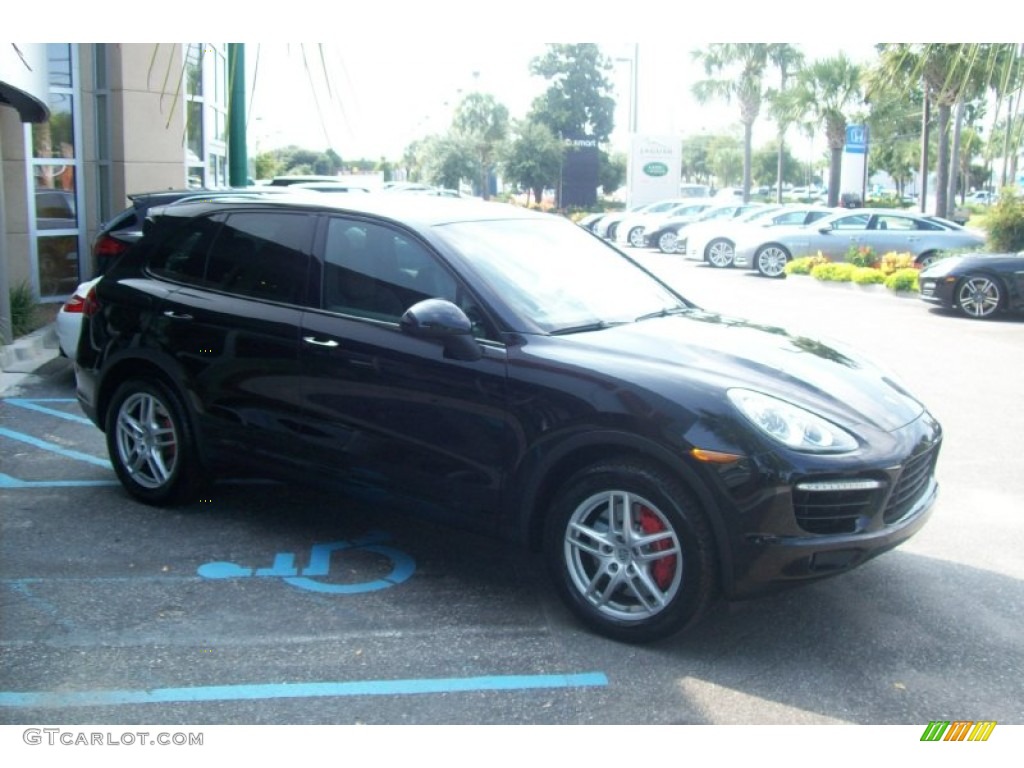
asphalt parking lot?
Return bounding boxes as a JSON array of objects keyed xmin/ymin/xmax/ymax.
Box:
[{"xmin": 1, "ymin": 256, "xmax": 1022, "ymax": 727}]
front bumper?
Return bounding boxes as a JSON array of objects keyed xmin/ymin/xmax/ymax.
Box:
[{"xmin": 721, "ymin": 412, "xmax": 942, "ymax": 599}]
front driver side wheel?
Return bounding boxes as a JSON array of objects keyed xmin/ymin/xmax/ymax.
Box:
[
  {"xmin": 956, "ymin": 275, "xmax": 1002, "ymax": 319},
  {"xmin": 544, "ymin": 461, "xmax": 716, "ymax": 643}
]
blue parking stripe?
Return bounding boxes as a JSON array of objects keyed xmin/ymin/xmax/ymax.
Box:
[
  {"xmin": 2, "ymin": 398, "xmax": 92, "ymax": 425},
  {"xmin": 0, "ymin": 672, "xmax": 608, "ymax": 708},
  {"xmin": 0, "ymin": 427, "xmax": 111, "ymax": 468},
  {"xmin": 0, "ymin": 473, "xmax": 118, "ymax": 488}
]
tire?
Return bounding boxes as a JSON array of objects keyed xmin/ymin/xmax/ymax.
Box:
[
  {"xmin": 627, "ymin": 226, "xmax": 646, "ymax": 248},
  {"xmin": 105, "ymin": 378, "xmax": 205, "ymax": 505},
  {"xmin": 543, "ymin": 461, "xmax": 716, "ymax": 643},
  {"xmin": 917, "ymin": 252, "xmax": 939, "ymax": 268},
  {"xmin": 755, "ymin": 244, "xmax": 791, "ymax": 278},
  {"xmin": 705, "ymin": 238, "xmax": 735, "ymax": 268},
  {"xmin": 657, "ymin": 231, "xmax": 678, "ymax": 254},
  {"xmin": 606, "ymin": 223, "xmax": 619, "ymax": 241},
  {"xmin": 955, "ymin": 275, "xmax": 1003, "ymax": 319}
]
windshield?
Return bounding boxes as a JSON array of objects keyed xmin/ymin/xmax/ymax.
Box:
[{"xmin": 436, "ymin": 217, "xmax": 688, "ymax": 334}]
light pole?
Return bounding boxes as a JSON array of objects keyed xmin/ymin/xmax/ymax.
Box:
[{"xmin": 615, "ymin": 45, "xmax": 639, "ymax": 135}]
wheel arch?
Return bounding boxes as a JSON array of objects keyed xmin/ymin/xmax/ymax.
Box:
[{"xmin": 511, "ymin": 430, "xmax": 734, "ymax": 590}]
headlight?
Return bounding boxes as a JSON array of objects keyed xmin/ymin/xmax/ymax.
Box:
[{"xmin": 727, "ymin": 389, "xmax": 858, "ymax": 453}]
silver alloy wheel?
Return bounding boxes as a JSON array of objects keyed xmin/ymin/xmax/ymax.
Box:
[
  {"xmin": 628, "ymin": 227, "xmax": 646, "ymax": 248},
  {"xmin": 957, "ymin": 276, "xmax": 1001, "ymax": 318},
  {"xmin": 756, "ymin": 245, "xmax": 789, "ymax": 277},
  {"xmin": 562, "ymin": 490, "xmax": 683, "ymax": 622},
  {"xmin": 658, "ymin": 232, "xmax": 678, "ymax": 253},
  {"xmin": 114, "ymin": 392, "xmax": 180, "ymax": 490},
  {"xmin": 706, "ymin": 239, "xmax": 735, "ymax": 268}
]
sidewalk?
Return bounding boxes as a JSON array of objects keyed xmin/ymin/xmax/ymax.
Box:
[{"xmin": 0, "ymin": 322, "xmax": 61, "ymax": 396}]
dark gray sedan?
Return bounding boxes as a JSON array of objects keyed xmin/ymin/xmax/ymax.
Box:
[{"xmin": 733, "ymin": 208, "xmax": 987, "ymax": 277}]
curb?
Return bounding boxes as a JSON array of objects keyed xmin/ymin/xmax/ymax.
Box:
[{"xmin": 0, "ymin": 322, "xmax": 61, "ymax": 395}]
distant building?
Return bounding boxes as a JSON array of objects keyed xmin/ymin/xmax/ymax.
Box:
[{"xmin": 1, "ymin": 43, "xmax": 229, "ymax": 302}]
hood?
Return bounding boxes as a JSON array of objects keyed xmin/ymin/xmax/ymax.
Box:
[{"xmin": 542, "ymin": 309, "xmax": 924, "ymax": 433}]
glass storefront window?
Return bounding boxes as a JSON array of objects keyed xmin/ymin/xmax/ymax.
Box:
[
  {"xmin": 32, "ymin": 92, "xmax": 75, "ymax": 158},
  {"xmin": 186, "ymin": 44, "xmax": 203, "ymax": 97},
  {"xmin": 187, "ymin": 100, "xmax": 204, "ymax": 160},
  {"xmin": 34, "ymin": 167, "xmax": 78, "ymax": 230},
  {"xmin": 47, "ymin": 44, "xmax": 72, "ymax": 88},
  {"xmin": 36, "ymin": 235, "xmax": 80, "ymax": 296}
]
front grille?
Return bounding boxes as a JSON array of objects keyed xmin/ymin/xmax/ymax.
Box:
[
  {"xmin": 793, "ymin": 485, "xmax": 880, "ymax": 535},
  {"xmin": 883, "ymin": 443, "xmax": 939, "ymax": 524}
]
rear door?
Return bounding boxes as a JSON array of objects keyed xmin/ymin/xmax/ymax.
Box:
[{"xmin": 152, "ymin": 209, "xmax": 316, "ymax": 471}]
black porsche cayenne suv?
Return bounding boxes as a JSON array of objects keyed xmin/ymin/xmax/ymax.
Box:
[{"xmin": 75, "ymin": 194, "xmax": 942, "ymax": 642}]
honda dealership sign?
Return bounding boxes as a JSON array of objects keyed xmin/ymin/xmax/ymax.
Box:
[
  {"xmin": 840, "ymin": 124, "xmax": 869, "ymax": 200},
  {"xmin": 627, "ymin": 135, "xmax": 682, "ymax": 207}
]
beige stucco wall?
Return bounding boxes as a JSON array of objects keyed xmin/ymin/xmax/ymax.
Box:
[{"xmin": 1, "ymin": 106, "xmax": 32, "ymax": 287}]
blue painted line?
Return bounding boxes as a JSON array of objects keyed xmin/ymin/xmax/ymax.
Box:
[
  {"xmin": 0, "ymin": 672, "xmax": 608, "ymax": 708},
  {"xmin": 0, "ymin": 474, "xmax": 118, "ymax": 489},
  {"xmin": 3, "ymin": 398, "xmax": 92, "ymax": 425},
  {"xmin": 0, "ymin": 427, "xmax": 111, "ymax": 468}
]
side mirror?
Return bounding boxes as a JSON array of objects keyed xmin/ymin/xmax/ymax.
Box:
[{"xmin": 400, "ymin": 299, "xmax": 482, "ymax": 362}]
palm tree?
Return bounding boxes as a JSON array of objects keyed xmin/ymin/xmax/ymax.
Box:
[
  {"xmin": 766, "ymin": 45, "xmax": 805, "ymax": 203},
  {"xmin": 692, "ymin": 44, "xmax": 775, "ymax": 202},
  {"xmin": 789, "ymin": 54, "xmax": 863, "ymax": 207}
]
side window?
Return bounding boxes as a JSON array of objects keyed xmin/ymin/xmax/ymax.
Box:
[
  {"xmin": 206, "ymin": 212, "xmax": 313, "ymax": 304},
  {"xmin": 874, "ymin": 215, "xmax": 915, "ymax": 231},
  {"xmin": 772, "ymin": 211, "xmax": 806, "ymax": 225},
  {"xmin": 147, "ymin": 215, "xmax": 222, "ymax": 285},
  {"xmin": 322, "ymin": 219, "xmax": 457, "ymax": 322},
  {"xmin": 830, "ymin": 214, "xmax": 870, "ymax": 230}
]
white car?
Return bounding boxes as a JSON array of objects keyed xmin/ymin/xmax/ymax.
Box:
[
  {"xmin": 56, "ymin": 277, "xmax": 100, "ymax": 361},
  {"xmin": 615, "ymin": 198, "xmax": 710, "ymax": 248},
  {"xmin": 684, "ymin": 205, "xmax": 834, "ymax": 268}
]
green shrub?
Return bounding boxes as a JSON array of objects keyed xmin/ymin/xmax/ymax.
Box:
[
  {"xmin": 885, "ymin": 268, "xmax": 920, "ymax": 293},
  {"xmin": 845, "ymin": 244, "xmax": 877, "ymax": 268},
  {"xmin": 785, "ymin": 253, "xmax": 829, "ymax": 275},
  {"xmin": 9, "ymin": 282, "xmax": 40, "ymax": 339},
  {"xmin": 851, "ymin": 267, "xmax": 886, "ymax": 285},
  {"xmin": 984, "ymin": 188, "xmax": 1024, "ymax": 252},
  {"xmin": 811, "ymin": 262, "xmax": 857, "ymax": 282}
]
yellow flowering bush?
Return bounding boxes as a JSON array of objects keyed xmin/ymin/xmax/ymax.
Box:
[
  {"xmin": 784, "ymin": 252, "xmax": 830, "ymax": 275},
  {"xmin": 878, "ymin": 251, "xmax": 915, "ymax": 275}
]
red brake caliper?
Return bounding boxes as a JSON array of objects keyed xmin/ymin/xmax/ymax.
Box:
[{"xmin": 638, "ymin": 506, "xmax": 676, "ymax": 590}]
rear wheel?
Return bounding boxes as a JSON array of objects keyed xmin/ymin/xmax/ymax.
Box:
[
  {"xmin": 105, "ymin": 378, "xmax": 205, "ymax": 505},
  {"xmin": 544, "ymin": 461, "xmax": 716, "ymax": 643},
  {"xmin": 755, "ymin": 244, "xmax": 791, "ymax": 278},
  {"xmin": 917, "ymin": 252, "xmax": 939, "ymax": 268},
  {"xmin": 955, "ymin": 275, "xmax": 1002, "ymax": 319},
  {"xmin": 627, "ymin": 226, "xmax": 646, "ymax": 248},
  {"xmin": 706, "ymin": 239, "xmax": 735, "ymax": 268}
]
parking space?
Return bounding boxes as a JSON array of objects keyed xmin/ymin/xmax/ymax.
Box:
[{"xmin": 2, "ymin": 261, "xmax": 1023, "ymax": 726}]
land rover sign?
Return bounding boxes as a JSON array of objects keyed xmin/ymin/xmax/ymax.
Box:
[{"xmin": 628, "ymin": 135, "xmax": 682, "ymax": 207}]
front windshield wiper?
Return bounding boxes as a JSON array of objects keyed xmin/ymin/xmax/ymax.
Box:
[
  {"xmin": 634, "ymin": 306, "xmax": 691, "ymax": 323},
  {"xmin": 549, "ymin": 320, "xmax": 628, "ymax": 336}
]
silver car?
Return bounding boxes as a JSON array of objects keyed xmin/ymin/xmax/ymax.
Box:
[{"xmin": 733, "ymin": 208, "xmax": 987, "ymax": 278}]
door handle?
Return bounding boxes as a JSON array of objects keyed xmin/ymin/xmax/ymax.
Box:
[
  {"xmin": 163, "ymin": 310, "xmax": 193, "ymax": 320},
  {"xmin": 302, "ymin": 336, "xmax": 339, "ymax": 348}
]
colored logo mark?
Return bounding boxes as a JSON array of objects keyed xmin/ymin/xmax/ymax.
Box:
[
  {"xmin": 197, "ymin": 530, "xmax": 415, "ymax": 594},
  {"xmin": 920, "ymin": 720, "xmax": 997, "ymax": 742}
]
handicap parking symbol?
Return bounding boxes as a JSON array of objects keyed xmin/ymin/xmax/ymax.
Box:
[{"xmin": 197, "ymin": 530, "xmax": 415, "ymax": 594}]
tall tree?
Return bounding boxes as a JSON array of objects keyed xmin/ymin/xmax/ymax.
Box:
[
  {"xmin": 789, "ymin": 54, "xmax": 863, "ymax": 207},
  {"xmin": 528, "ymin": 44, "xmax": 616, "ymax": 142},
  {"xmin": 692, "ymin": 44, "xmax": 799, "ymax": 202},
  {"xmin": 453, "ymin": 92, "xmax": 510, "ymax": 200},
  {"xmin": 765, "ymin": 45, "xmax": 804, "ymax": 203}
]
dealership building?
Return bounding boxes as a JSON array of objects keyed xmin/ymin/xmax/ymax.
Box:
[{"xmin": 1, "ymin": 43, "xmax": 230, "ymax": 321}]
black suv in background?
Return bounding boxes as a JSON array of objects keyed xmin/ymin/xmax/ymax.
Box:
[{"xmin": 75, "ymin": 194, "xmax": 941, "ymax": 643}]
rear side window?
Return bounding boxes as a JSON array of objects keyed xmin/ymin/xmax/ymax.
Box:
[{"xmin": 147, "ymin": 215, "xmax": 222, "ymax": 284}]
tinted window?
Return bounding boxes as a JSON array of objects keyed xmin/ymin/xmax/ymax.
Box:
[
  {"xmin": 321, "ymin": 218, "xmax": 458, "ymax": 322},
  {"xmin": 148, "ymin": 215, "xmax": 222, "ymax": 284},
  {"xmin": 830, "ymin": 214, "xmax": 870, "ymax": 230},
  {"xmin": 874, "ymin": 215, "xmax": 917, "ymax": 231},
  {"xmin": 205, "ymin": 212, "xmax": 313, "ymax": 303}
]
